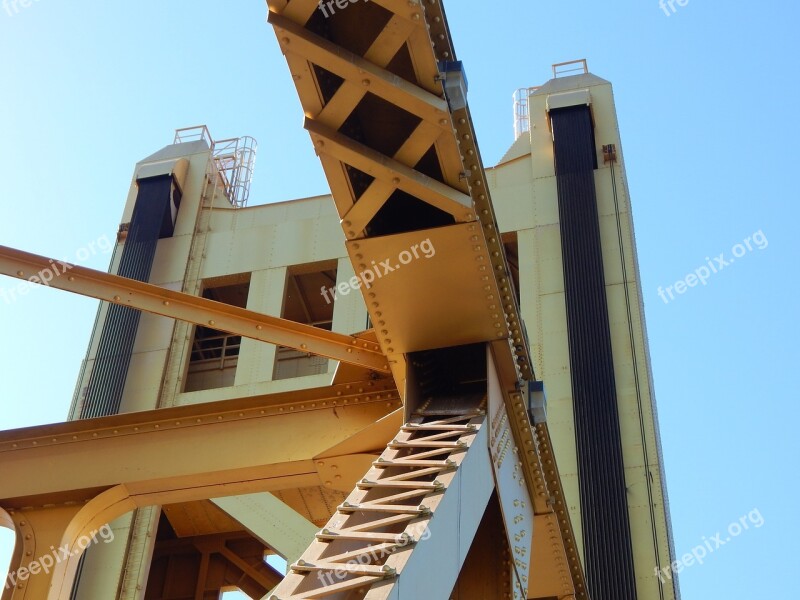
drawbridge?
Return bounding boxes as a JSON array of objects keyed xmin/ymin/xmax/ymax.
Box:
[{"xmin": 0, "ymin": 1, "xmax": 592, "ymax": 599}]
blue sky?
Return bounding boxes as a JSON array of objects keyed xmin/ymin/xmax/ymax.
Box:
[{"xmin": 1, "ymin": 1, "xmax": 798, "ymax": 598}]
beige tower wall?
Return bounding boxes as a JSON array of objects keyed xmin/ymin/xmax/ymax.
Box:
[{"xmin": 489, "ymin": 75, "xmax": 677, "ymax": 599}]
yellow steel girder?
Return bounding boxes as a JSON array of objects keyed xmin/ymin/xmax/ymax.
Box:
[
  {"xmin": 0, "ymin": 383, "xmax": 400, "ymax": 506},
  {"xmin": 0, "ymin": 244, "xmax": 390, "ymax": 374},
  {"xmin": 266, "ymin": 0, "xmax": 587, "ymax": 596}
]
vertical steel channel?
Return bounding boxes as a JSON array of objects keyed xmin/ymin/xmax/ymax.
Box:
[
  {"xmin": 550, "ymin": 104, "xmax": 638, "ymax": 599},
  {"xmin": 79, "ymin": 175, "xmax": 179, "ymax": 419}
]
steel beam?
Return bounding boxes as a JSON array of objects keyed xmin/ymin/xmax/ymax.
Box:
[
  {"xmin": 269, "ymin": 12, "xmax": 451, "ymax": 130},
  {"xmin": 211, "ymin": 493, "xmax": 317, "ymax": 565},
  {"xmin": 0, "ymin": 244, "xmax": 390, "ymax": 374},
  {"xmin": 267, "ymin": 0, "xmax": 587, "ymax": 595},
  {"xmin": 305, "ymin": 118, "xmax": 472, "ymax": 219},
  {"xmin": 0, "ymin": 384, "xmax": 400, "ymax": 505}
]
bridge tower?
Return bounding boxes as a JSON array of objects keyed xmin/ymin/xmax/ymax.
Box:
[{"xmin": 0, "ymin": 3, "xmax": 678, "ymax": 600}]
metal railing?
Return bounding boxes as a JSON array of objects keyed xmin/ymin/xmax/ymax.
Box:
[
  {"xmin": 173, "ymin": 126, "xmax": 258, "ymax": 208},
  {"xmin": 552, "ymin": 58, "xmax": 589, "ymax": 78},
  {"xmin": 188, "ymin": 332, "xmax": 242, "ymax": 373}
]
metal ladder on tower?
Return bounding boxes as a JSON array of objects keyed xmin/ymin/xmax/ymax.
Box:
[{"xmin": 267, "ymin": 402, "xmax": 493, "ymax": 600}]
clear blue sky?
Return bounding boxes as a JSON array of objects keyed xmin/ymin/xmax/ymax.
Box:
[{"xmin": 1, "ymin": 1, "xmax": 797, "ymax": 598}]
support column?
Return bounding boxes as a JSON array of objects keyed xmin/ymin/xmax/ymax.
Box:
[
  {"xmin": 234, "ymin": 267, "xmax": 287, "ymax": 387},
  {"xmin": 3, "ymin": 506, "xmax": 84, "ymax": 600}
]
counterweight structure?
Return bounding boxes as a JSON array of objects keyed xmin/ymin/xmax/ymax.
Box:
[{"xmin": 0, "ymin": 2, "xmax": 678, "ymax": 600}]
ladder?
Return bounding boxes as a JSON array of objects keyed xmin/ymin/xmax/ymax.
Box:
[{"xmin": 267, "ymin": 406, "xmax": 492, "ymax": 600}]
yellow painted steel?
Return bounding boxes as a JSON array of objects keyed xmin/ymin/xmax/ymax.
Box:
[
  {"xmin": 266, "ymin": 0, "xmax": 587, "ymax": 597},
  {"xmin": 0, "ymin": 386, "xmax": 399, "ymax": 505},
  {"xmin": 0, "ymin": 244, "xmax": 390, "ymax": 374}
]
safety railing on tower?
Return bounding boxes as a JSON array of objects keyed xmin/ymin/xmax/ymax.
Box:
[
  {"xmin": 174, "ymin": 126, "xmax": 258, "ymax": 208},
  {"xmin": 513, "ymin": 87, "xmax": 541, "ymax": 140}
]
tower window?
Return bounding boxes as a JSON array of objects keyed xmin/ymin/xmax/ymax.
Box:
[
  {"xmin": 184, "ymin": 275, "xmax": 251, "ymax": 392},
  {"xmin": 274, "ymin": 261, "xmax": 337, "ymax": 380}
]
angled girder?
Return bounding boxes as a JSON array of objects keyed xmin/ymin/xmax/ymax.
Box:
[
  {"xmin": 0, "ymin": 244, "xmax": 390, "ymax": 374},
  {"xmin": 266, "ymin": 1, "xmax": 587, "ymax": 597},
  {"xmin": 269, "ymin": 13, "xmax": 452, "ymax": 135},
  {"xmin": 266, "ymin": 407, "xmax": 496, "ymax": 600},
  {"xmin": 210, "ymin": 494, "xmax": 318, "ymax": 565},
  {"xmin": 266, "ymin": 1, "xmax": 533, "ymax": 378}
]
